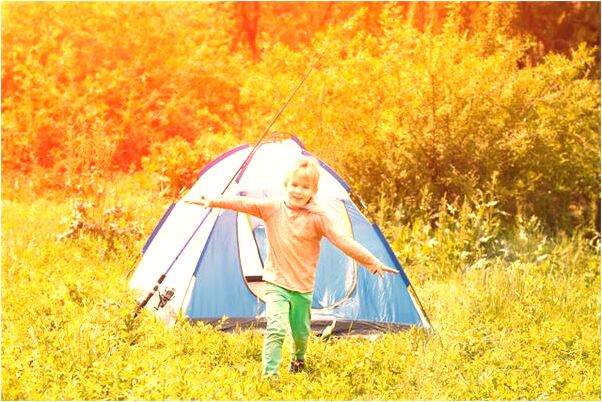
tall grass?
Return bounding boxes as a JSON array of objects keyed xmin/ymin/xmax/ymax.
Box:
[{"xmin": 1, "ymin": 183, "xmax": 600, "ymax": 400}]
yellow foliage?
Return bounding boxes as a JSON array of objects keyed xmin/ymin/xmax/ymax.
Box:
[{"xmin": 1, "ymin": 193, "xmax": 599, "ymax": 400}]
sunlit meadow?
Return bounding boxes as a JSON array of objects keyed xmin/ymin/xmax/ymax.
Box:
[{"xmin": 2, "ymin": 2, "xmax": 600, "ymax": 400}]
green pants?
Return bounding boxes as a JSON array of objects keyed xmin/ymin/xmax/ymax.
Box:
[{"xmin": 262, "ymin": 282, "xmax": 313, "ymax": 377}]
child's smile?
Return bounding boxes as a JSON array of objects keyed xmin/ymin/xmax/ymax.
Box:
[{"xmin": 285, "ymin": 174, "xmax": 317, "ymax": 208}]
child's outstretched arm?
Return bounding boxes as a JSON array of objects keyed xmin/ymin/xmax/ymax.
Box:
[
  {"xmin": 319, "ymin": 214, "xmax": 398, "ymax": 278},
  {"xmin": 185, "ymin": 195, "xmax": 271, "ymax": 219}
]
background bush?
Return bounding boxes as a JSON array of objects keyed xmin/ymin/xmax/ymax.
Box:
[{"xmin": 2, "ymin": 2, "xmax": 600, "ymax": 232}]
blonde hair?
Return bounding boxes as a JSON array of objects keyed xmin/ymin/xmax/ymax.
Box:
[{"xmin": 285, "ymin": 157, "xmax": 320, "ymax": 190}]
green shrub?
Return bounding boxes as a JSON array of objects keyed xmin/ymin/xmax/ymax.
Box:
[
  {"xmin": 140, "ymin": 133, "xmax": 239, "ymax": 196},
  {"xmin": 57, "ymin": 201, "xmax": 143, "ymax": 255},
  {"xmin": 240, "ymin": 6, "xmax": 600, "ymax": 232}
]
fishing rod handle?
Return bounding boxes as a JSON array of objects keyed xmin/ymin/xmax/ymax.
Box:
[{"xmin": 134, "ymin": 274, "xmax": 166, "ymax": 316}]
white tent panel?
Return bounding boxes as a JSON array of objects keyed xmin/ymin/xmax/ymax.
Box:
[
  {"xmin": 129, "ymin": 206, "xmax": 219, "ymax": 296},
  {"xmin": 236, "ymin": 141, "xmax": 350, "ymax": 200},
  {"xmin": 237, "ymin": 214, "xmax": 264, "ymax": 278},
  {"xmin": 187, "ymin": 146, "xmax": 252, "ymax": 198}
]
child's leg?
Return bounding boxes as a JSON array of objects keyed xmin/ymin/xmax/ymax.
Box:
[
  {"xmin": 288, "ymin": 290, "xmax": 313, "ymax": 361},
  {"xmin": 262, "ymin": 283, "xmax": 290, "ymax": 377}
]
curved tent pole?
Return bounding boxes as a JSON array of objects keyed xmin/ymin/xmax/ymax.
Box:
[{"xmin": 134, "ymin": 45, "xmax": 329, "ymax": 317}]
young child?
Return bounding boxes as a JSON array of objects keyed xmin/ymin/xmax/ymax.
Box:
[{"xmin": 195, "ymin": 157, "xmax": 397, "ymax": 377}]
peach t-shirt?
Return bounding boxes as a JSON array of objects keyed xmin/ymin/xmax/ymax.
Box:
[{"xmin": 211, "ymin": 196, "xmax": 383, "ymax": 293}]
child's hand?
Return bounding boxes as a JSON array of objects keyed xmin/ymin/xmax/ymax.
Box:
[
  {"xmin": 184, "ymin": 195, "xmax": 212, "ymax": 208},
  {"xmin": 374, "ymin": 264, "xmax": 398, "ymax": 278}
]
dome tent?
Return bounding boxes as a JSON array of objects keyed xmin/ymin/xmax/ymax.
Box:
[{"xmin": 129, "ymin": 136, "xmax": 431, "ymax": 334}]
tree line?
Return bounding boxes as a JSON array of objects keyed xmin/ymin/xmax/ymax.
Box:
[{"xmin": 2, "ymin": 2, "xmax": 600, "ymax": 232}]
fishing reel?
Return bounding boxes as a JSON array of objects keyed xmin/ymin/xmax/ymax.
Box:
[{"xmin": 155, "ymin": 287, "xmax": 175, "ymax": 310}]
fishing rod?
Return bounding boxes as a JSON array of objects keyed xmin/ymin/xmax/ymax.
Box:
[{"xmin": 134, "ymin": 45, "xmax": 329, "ymax": 317}]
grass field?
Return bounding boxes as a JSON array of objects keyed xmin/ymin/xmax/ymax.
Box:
[{"xmin": 1, "ymin": 193, "xmax": 600, "ymax": 400}]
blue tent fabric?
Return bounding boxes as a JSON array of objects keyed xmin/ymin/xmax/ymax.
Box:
[
  {"xmin": 340, "ymin": 200, "xmax": 421, "ymax": 325},
  {"xmin": 311, "ymin": 200, "xmax": 422, "ymax": 326},
  {"xmin": 312, "ymin": 237, "xmax": 356, "ymax": 309},
  {"xmin": 343, "ymin": 200, "xmax": 411, "ymax": 286},
  {"xmin": 187, "ymin": 210, "xmax": 265, "ymax": 318},
  {"xmin": 372, "ymin": 223, "xmax": 411, "ymax": 286},
  {"xmin": 250, "ymin": 217, "xmax": 268, "ymax": 264}
]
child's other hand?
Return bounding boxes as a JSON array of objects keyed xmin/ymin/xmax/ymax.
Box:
[{"xmin": 374, "ymin": 264, "xmax": 398, "ymax": 278}]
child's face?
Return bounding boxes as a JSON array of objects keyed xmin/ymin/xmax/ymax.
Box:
[{"xmin": 285, "ymin": 173, "xmax": 317, "ymax": 208}]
